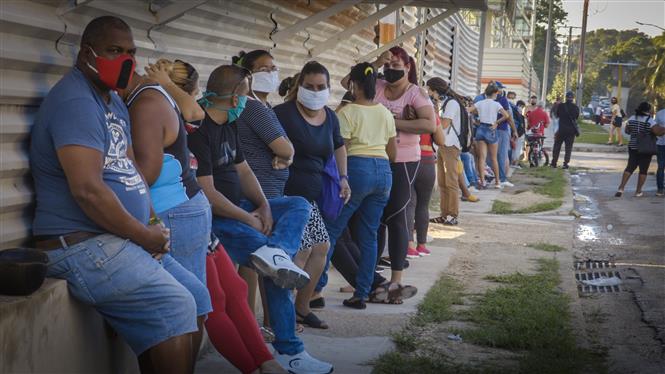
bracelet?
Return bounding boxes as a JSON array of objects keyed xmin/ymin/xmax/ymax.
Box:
[
  {"xmin": 340, "ymin": 175, "xmax": 348, "ymax": 181},
  {"xmin": 149, "ymin": 216, "xmax": 163, "ymax": 226}
]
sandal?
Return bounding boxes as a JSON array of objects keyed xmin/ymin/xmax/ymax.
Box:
[
  {"xmin": 260, "ymin": 326, "xmax": 275, "ymax": 343},
  {"xmin": 309, "ymin": 296, "xmax": 325, "ymax": 309},
  {"xmin": 429, "ymin": 216, "xmax": 446, "ymax": 224},
  {"xmin": 388, "ymin": 283, "xmax": 418, "ymax": 302},
  {"xmin": 295, "ymin": 323, "xmax": 305, "ymax": 334},
  {"xmin": 296, "ymin": 311, "xmax": 329, "ymax": 329},
  {"xmin": 370, "ymin": 282, "xmax": 391, "ymax": 302},
  {"xmin": 614, "ymin": 190, "xmax": 623, "ymax": 197}
]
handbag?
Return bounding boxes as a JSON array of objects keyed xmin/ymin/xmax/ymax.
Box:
[
  {"xmin": 636, "ymin": 116, "xmax": 657, "ymax": 155},
  {"xmin": 317, "ymin": 155, "xmax": 344, "ymax": 221}
]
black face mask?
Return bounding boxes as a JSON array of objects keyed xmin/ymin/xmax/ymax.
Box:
[
  {"xmin": 384, "ymin": 69, "xmax": 405, "ymax": 84},
  {"xmin": 530, "ymin": 100, "xmax": 536, "ymax": 105}
]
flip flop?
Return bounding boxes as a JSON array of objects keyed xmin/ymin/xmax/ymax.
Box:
[
  {"xmin": 309, "ymin": 297, "xmax": 325, "ymax": 309},
  {"xmin": 296, "ymin": 311, "xmax": 329, "ymax": 329},
  {"xmin": 429, "ymin": 216, "xmax": 446, "ymax": 224}
]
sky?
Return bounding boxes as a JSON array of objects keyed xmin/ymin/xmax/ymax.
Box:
[{"xmin": 561, "ymin": 0, "xmax": 665, "ymax": 37}]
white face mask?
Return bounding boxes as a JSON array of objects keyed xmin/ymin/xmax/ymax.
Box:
[
  {"xmin": 297, "ymin": 86, "xmax": 329, "ymax": 110},
  {"xmin": 252, "ymin": 71, "xmax": 280, "ymax": 93}
]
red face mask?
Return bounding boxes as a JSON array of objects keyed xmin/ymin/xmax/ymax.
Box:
[{"xmin": 86, "ymin": 46, "xmax": 135, "ymax": 90}]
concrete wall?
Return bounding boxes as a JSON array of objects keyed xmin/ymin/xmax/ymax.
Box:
[{"xmin": 0, "ymin": 279, "xmax": 138, "ymax": 373}]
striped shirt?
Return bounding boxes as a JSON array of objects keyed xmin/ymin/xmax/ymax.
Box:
[
  {"xmin": 627, "ymin": 115, "xmax": 656, "ymax": 150},
  {"xmin": 236, "ymin": 98, "xmax": 289, "ymax": 199}
]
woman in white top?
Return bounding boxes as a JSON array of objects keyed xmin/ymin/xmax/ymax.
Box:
[{"xmin": 469, "ymin": 84, "xmax": 510, "ymax": 189}]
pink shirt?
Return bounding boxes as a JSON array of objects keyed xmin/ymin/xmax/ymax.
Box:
[{"xmin": 375, "ymin": 79, "xmax": 432, "ymax": 163}]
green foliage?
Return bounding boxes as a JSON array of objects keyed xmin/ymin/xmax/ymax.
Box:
[
  {"xmin": 527, "ymin": 242, "xmax": 566, "ymax": 252},
  {"xmin": 532, "ymin": 0, "xmax": 568, "ymax": 91}
]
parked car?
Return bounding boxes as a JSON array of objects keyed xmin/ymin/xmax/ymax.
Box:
[
  {"xmin": 582, "ymin": 107, "xmax": 594, "ymax": 120},
  {"xmin": 600, "ymin": 107, "xmax": 612, "ymax": 125}
]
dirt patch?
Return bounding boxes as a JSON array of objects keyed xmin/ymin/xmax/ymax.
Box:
[{"xmin": 494, "ymin": 190, "xmax": 557, "ymax": 210}]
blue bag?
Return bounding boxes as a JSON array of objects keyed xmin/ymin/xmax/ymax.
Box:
[{"xmin": 317, "ymin": 155, "xmax": 344, "ymax": 221}]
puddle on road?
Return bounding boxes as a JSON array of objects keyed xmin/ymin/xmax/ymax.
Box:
[{"xmin": 577, "ymin": 224, "xmax": 600, "ymax": 241}]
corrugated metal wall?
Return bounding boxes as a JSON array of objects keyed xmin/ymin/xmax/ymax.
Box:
[
  {"xmin": 481, "ymin": 46, "xmax": 539, "ymax": 99},
  {"xmin": 0, "ymin": 0, "xmax": 480, "ymax": 249}
]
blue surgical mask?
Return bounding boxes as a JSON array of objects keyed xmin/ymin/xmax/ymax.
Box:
[{"xmin": 198, "ymin": 92, "xmax": 248, "ymax": 122}]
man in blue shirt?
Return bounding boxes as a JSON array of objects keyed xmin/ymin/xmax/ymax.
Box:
[{"xmin": 30, "ymin": 16, "xmax": 199, "ymax": 373}]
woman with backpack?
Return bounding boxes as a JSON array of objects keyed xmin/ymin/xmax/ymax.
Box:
[{"xmin": 615, "ymin": 102, "xmax": 661, "ymax": 197}]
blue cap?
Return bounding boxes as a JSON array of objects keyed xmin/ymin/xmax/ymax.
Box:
[
  {"xmin": 565, "ymin": 91, "xmax": 575, "ymax": 99},
  {"xmin": 494, "ymin": 81, "xmax": 505, "ymax": 89}
]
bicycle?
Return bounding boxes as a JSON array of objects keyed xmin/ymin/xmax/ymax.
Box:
[{"xmin": 526, "ymin": 123, "xmax": 549, "ymax": 167}]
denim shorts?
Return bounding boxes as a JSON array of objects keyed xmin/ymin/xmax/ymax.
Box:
[
  {"xmin": 45, "ymin": 234, "xmax": 198, "ymax": 355},
  {"xmin": 158, "ymin": 190, "xmax": 212, "ymax": 316},
  {"xmin": 475, "ymin": 123, "xmax": 498, "ymax": 144}
]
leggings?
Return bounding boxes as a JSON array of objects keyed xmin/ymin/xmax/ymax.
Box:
[
  {"xmin": 378, "ymin": 161, "xmax": 419, "ymax": 271},
  {"xmin": 406, "ymin": 157, "xmax": 436, "ymax": 244},
  {"xmin": 332, "ymin": 223, "xmax": 387, "ymax": 291},
  {"xmin": 205, "ymin": 247, "xmax": 273, "ymax": 374},
  {"xmin": 625, "ymin": 148, "xmax": 653, "ymax": 175}
]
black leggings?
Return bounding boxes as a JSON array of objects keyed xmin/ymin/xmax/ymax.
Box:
[
  {"xmin": 625, "ymin": 149, "xmax": 653, "ymax": 175},
  {"xmin": 406, "ymin": 158, "xmax": 436, "ymax": 244},
  {"xmin": 331, "ymin": 216, "xmax": 387, "ymax": 291},
  {"xmin": 378, "ymin": 161, "xmax": 419, "ymax": 271}
]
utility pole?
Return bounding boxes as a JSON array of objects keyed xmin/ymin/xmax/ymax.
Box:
[
  {"xmin": 563, "ymin": 26, "xmax": 573, "ymax": 93},
  {"xmin": 540, "ymin": 0, "xmax": 553, "ymax": 102},
  {"xmin": 528, "ymin": 0, "xmax": 537, "ymax": 97},
  {"xmin": 476, "ymin": 11, "xmax": 488, "ymax": 93},
  {"xmin": 575, "ymin": 0, "xmax": 589, "ymax": 106}
]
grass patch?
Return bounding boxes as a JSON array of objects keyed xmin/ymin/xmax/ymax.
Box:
[
  {"xmin": 519, "ymin": 167, "xmax": 566, "ymax": 198},
  {"xmin": 528, "ymin": 242, "xmax": 566, "ymax": 252},
  {"xmin": 577, "ymin": 120, "xmax": 609, "ymax": 145},
  {"xmin": 414, "ymin": 275, "xmax": 465, "ymax": 325},
  {"xmin": 464, "ymin": 258, "xmax": 605, "ymax": 374},
  {"xmin": 485, "ymin": 272, "xmax": 531, "ymax": 284},
  {"xmin": 491, "ymin": 200, "xmax": 563, "ymax": 214}
]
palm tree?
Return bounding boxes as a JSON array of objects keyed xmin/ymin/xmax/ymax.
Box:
[{"xmin": 633, "ymin": 33, "xmax": 665, "ymax": 109}]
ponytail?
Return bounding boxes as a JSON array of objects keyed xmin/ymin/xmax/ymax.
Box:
[
  {"xmin": 407, "ymin": 56, "xmax": 418, "ymax": 85},
  {"xmin": 426, "ymin": 77, "xmax": 464, "ymax": 103},
  {"xmin": 349, "ymin": 62, "xmax": 377, "ymax": 100}
]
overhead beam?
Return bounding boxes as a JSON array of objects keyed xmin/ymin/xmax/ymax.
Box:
[
  {"xmin": 154, "ymin": 0, "xmax": 210, "ymax": 26},
  {"xmin": 359, "ymin": 7, "xmax": 457, "ymax": 63},
  {"xmin": 56, "ymin": 0, "xmax": 95, "ymax": 16},
  {"xmin": 272, "ymin": 0, "xmax": 364, "ymax": 43},
  {"xmin": 309, "ymin": 0, "xmax": 413, "ymax": 58}
]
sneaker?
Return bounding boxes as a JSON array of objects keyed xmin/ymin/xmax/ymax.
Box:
[
  {"xmin": 468, "ymin": 186, "xmax": 479, "ymax": 193},
  {"xmin": 250, "ymin": 246, "xmax": 310, "ymax": 289},
  {"xmin": 492, "ymin": 183, "xmax": 503, "ymax": 189},
  {"xmin": 406, "ymin": 247, "xmax": 421, "ymax": 259},
  {"xmin": 550, "ymin": 164, "xmax": 557, "ymax": 168},
  {"xmin": 444, "ymin": 216, "xmax": 459, "ymax": 226},
  {"xmin": 275, "ymin": 350, "xmax": 334, "ymax": 374},
  {"xmin": 501, "ymin": 181, "xmax": 515, "ymax": 187},
  {"xmin": 378, "ymin": 257, "xmax": 391, "ymax": 267},
  {"xmin": 375, "ymin": 265, "xmax": 385, "ymax": 273},
  {"xmin": 657, "ymin": 189, "xmax": 664, "ymax": 196},
  {"xmin": 416, "ymin": 245, "xmax": 431, "ymax": 256},
  {"xmin": 562, "ymin": 164, "xmax": 569, "ymax": 170}
]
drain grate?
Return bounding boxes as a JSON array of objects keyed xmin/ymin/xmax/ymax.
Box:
[
  {"xmin": 575, "ymin": 271, "xmax": 622, "ymax": 294},
  {"xmin": 575, "ymin": 260, "xmax": 615, "ymax": 270}
]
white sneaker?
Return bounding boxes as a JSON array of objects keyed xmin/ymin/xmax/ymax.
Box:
[
  {"xmin": 501, "ymin": 181, "xmax": 515, "ymax": 187},
  {"xmin": 250, "ymin": 246, "xmax": 310, "ymax": 289},
  {"xmin": 275, "ymin": 350, "xmax": 334, "ymax": 374},
  {"xmin": 469, "ymin": 186, "xmax": 479, "ymax": 193},
  {"xmin": 492, "ymin": 183, "xmax": 503, "ymax": 189}
]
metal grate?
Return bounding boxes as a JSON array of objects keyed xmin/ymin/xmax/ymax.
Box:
[
  {"xmin": 575, "ymin": 260, "xmax": 616, "ymax": 271},
  {"xmin": 575, "ymin": 271, "xmax": 622, "ymax": 294}
]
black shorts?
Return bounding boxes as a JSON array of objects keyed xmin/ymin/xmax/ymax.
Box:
[{"xmin": 625, "ymin": 149, "xmax": 653, "ymax": 175}]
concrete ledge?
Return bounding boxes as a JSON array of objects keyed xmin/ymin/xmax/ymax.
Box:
[{"xmin": 0, "ymin": 278, "xmax": 138, "ymax": 373}]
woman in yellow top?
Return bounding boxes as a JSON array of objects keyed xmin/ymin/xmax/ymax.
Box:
[{"xmin": 324, "ymin": 62, "xmax": 399, "ymax": 309}]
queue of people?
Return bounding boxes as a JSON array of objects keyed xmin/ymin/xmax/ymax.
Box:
[{"xmin": 36, "ymin": 14, "xmax": 663, "ymax": 374}]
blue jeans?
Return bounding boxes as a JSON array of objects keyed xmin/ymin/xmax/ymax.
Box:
[
  {"xmin": 657, "ymin": 145, "xmax": 665, "ymax": 191},
  {"xmin": 318, "ymin": 157, "xmax": 392, "ymax": 299},
  {"xmin": 494, "ymin": 129, "xmax": 511, "ymax": 182},
  {"xmin": 158, "ymin": 190, "xmax": 213, "ymax": 316},
  {"xmin": 45, "ymin": 234, "xmax": 198, "ymax": 355},
  {"xmin": 212, "ymin": 196, "xmax": 311, "ymax": 355},
  {"xmin": 460, "ymin": 152, "xmax": 478, "ymax": 187}
]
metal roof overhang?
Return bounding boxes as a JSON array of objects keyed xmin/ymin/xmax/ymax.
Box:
[{"xmin": 361, "ymin": 0, "xmax": 487, "ymax": 11}]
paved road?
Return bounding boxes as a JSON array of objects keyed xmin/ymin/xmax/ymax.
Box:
[{"xmin": 568, "ymin": 154, "xmax": 665, "ymax": 373}]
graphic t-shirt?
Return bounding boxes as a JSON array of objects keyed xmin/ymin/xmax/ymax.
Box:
[
  {"xmin": 188, "ymin": 112, "xmax": 245, "ymax": 206},
  {"xmin": 375, "ymin": 79, "xmax": 432, "ymax": 163},
  {"xmin": 236, "ymin": 98, "xmax": 289, "ymax": 199},
  {"xmin": 526, "ymin": 107, "xmax": 550, "ymax": 135},
  {"xmin": 337, "ymin": 103, "xmax": 396, "ymax": 159},
  {"xmin": 30, "ymin": 67, "xmax": 150, "ymax": 235},
  {"xmin": 274, "ymin": 100, "xmax": 344, "ymax": 202}
]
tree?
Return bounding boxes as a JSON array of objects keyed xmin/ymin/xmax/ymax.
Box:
[
  {"xmin": 633, "ymin": 32, "xmax": 665, "ymax": 109},
  {"xmin": 532, "ymin": 0, "xmax": 568, "ymax": 97}
]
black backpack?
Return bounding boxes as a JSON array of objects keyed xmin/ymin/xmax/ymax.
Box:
[
  {"xmin": 442, "ymin": 97, "xmax": 472, "ymax": 152},
  {"xmin": 511, "ymin": 104, "xmax": 526, "ymax": 137}
]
